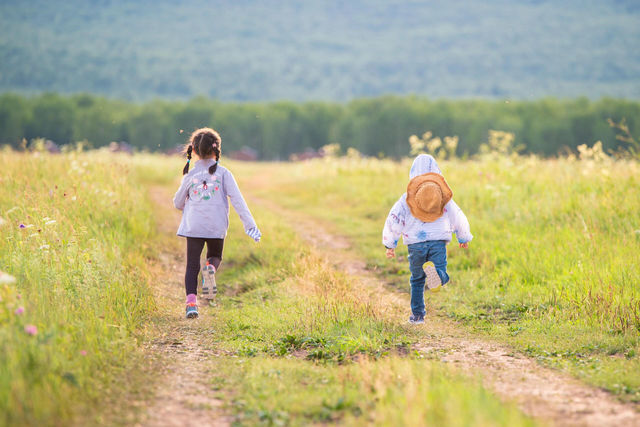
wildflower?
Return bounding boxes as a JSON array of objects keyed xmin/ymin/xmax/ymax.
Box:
[
  {"xmin": 0, "ymin": 271, "xmax": 16, "ymax": 285},
  {"xmin": 80, "ymin": 350, "xmax": 88, "ymax": 356},
  {"xmin": 39, "ymin": 244, "xmax": 50, "ymax": 250},
  {"xmin": 19, "ymin": 223, "xmax": 26, "ymax": 229},
  {"xmin": 24, "ymin": 325, "xmax": 38, "ymax": 336},
  {"xmin": 45, "ymin": 220, "xmax": 57, "ymax": 226},
  {"xmin": 14, "ymin": 306, "xmax": 25, "ymax": 315}
]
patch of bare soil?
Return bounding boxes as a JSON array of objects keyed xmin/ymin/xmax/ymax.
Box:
[
  {"xmin": 248, "ymin": 194, "xmax": 640, "ymax": 427},
  {"xmin": 136, "ymin": 187, "xmax": 231, "ymax": 427}
]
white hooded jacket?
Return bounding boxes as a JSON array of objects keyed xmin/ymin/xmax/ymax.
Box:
[{"xmin": 382, "ymin": 154, "xmax": 473, "ymax": 248}]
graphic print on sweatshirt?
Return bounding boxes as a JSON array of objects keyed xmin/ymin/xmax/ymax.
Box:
[{"xmin": 188, "ymin": 174, "xmax": 222, "ymax": 202}]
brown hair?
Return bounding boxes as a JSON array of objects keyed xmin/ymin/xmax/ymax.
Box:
[{"xmin": 182, "ymin": 127, "xmax": 222, "ymax": 175}]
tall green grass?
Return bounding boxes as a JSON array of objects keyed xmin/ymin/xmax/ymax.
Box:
[
  {"xmin": 235, "ymin": 155, "xmax": 640, "ymax": 401},
  {"xmin": 0, "ymin": 151, "xmax": 156, "ymax": 425}
]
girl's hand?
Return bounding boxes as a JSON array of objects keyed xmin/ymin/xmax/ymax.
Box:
[
  {"xmin": 386, "ymin": 248, "xmax": 395, "ymax": 258},
  {"xmin": 246, "ymin": 227, "xmax": 261, "ymax": 242},
  {"xmin": 459, "ymin": 242, "xmax": 469, "ymax": 249}
]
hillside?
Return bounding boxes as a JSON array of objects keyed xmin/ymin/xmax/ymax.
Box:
[{"xmin": 0, "ymin": 0, "xmax": 639, "ymax": 101}]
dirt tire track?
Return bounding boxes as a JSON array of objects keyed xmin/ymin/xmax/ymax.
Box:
[
  {"xmin": 136, "ymin": 187, "xmax": 231, "ymax": 427},
  {"xmin": 247, "ymin": 194, "xmax": 640, "ymax": 427}
]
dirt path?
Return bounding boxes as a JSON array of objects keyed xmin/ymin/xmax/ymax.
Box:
[
  {"xmin": 136, "ymin": 188, "xmax": 231, "ymax": 427},
  {"xmin": 247, "ymin": 194, "xmax": 640, "ymax": 427}
]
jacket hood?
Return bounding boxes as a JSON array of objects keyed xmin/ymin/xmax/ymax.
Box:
[{"xmin": 409, "ymin": 154, "xmax": 441, "ymax": 179}]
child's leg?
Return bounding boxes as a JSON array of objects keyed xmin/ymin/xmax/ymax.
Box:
[
  {"xmin": 185, "ymin": 237, "xmax": 206, "ymax": 296},
  {"xmin": 427, "ymin": 240, "xmax": 450, "ymax": 285},
  {"xmin": 205, "ymin": 238, "xmax": 224, "ymax": 269},
  {"xmin": 407, "ymin": 242, "xmax": 428, "ymax": 316}
]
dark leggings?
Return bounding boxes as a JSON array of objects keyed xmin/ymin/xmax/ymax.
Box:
[{"xmin": 185, "ymin": 237, "xmax": 224, "ymax": 296}]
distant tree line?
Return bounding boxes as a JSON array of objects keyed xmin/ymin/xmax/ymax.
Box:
[{"xmin": 0, "ymin": 93, "xmax": 638, "ymax": 159}]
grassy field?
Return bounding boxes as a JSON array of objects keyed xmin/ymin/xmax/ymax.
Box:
[
  {"xmin": 0, "ymin": 150, "xmax": 159, "ymax": 425},
  {"xmin": 0, "ymin": 150, "xmax": 541, "ymax": 425},
  {"xmin": 234, "ymin": 154, "xmax": 640, "ymax": 402},
  {"xmin": 2, "ymin": 149, "xmax": 638, "ymax": 425}
]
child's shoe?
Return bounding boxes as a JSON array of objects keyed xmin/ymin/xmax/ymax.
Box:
[
  {"xmin": 201, "ymin": 262, "xmax": 218, "ymax": 300},
  {"xmin": 424, "ymin": 263, "xmax": 442, "ymax": 291},
  {"xmin": 409, "ymin": 313, "xmax": 425, "ymax": 324},
  {"xmin": 185, "ymin": 302, "xmax": 198, "ymax": 319}
]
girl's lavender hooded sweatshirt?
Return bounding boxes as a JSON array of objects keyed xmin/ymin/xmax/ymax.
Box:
[
  {"xmin": 382, "ymin": 154, "xmax": 473, "ymax": 248},
  {"xmin": 173, "ymin": 159, "xmax": 256, "ymax": 238}
]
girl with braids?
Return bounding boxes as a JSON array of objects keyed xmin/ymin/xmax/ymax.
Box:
[{"xmin": 173, "ymin": 127, "xmax": 261, "ymax": 319}]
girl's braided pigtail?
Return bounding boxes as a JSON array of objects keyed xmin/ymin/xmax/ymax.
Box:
[
  {"xmin": 183, "ymin": 145, "xmax": 193, "ymax": 175},
  {"xmin": 208, "ymin": 145, "xmax": 220, "ymax": 175}
]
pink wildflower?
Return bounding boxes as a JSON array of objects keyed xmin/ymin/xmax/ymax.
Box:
[
  {"xmin": 14, "ymin": 306, "xmax": 25, "ymax": 315},
  {"xmin": 24, "ymin": 325, "xmax": 38, "ymax": 336},
  {"xmin": 80, "ymin": 350, "xmax": 88, "ymax": 356}
]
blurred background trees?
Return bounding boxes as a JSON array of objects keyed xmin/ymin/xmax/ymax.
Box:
[{"xmin": 1, "ymin": 93, "xmax": 638, "ymax": 159}]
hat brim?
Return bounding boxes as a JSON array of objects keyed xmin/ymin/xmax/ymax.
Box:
[{"xmin": 406, "ymin": 173, "xmax": 453, "ymax": 222}]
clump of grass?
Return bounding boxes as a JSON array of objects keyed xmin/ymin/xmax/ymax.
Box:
[
  {"xmin": 213, "ymin": 205, "xmax": 410, "ymax": 362},
  {"xmin": 0, "ymin": 152, "xmax": 155, "ymax": 425},
  {"xmin": 212, "ymin": 356, "xmax": 535, "ymax": 426}
]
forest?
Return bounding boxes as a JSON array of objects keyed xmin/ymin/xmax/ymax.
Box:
[
  {"xmin": 0, "ymin": 93, "xmax": 638, "ymax": 158},
  {"xmin": 1, "ymin": 0, "xmax": 639, "ymax": 101}
]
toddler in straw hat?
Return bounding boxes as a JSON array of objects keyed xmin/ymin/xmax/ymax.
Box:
[{"xmin": 382, "ymin": 154, "xmax": 472, "ymax": 324}]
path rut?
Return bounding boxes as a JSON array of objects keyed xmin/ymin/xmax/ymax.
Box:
[{"xmin": 137, "ymin": 187, "xmax": 231, "ymax": 427}]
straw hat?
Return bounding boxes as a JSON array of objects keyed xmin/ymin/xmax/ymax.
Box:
[{"xmin": 406, "ymin": 173, "xmax": 453, "ymax": 222}]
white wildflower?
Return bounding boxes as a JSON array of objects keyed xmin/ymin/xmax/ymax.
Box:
[
  {"xmin": 0, "ymin": 271, "xmax": 16, "ymax": 285},
  {"xmin": 39, "ymin": 244, "xmax": 50, "ymax": 250},
  {"xmin": 45, "ymin": 220, "xmax": 57, "ymax": 226}
]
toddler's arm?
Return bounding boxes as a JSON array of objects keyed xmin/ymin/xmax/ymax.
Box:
[
  {"xmin": 446, "ymin": 200, "xmax": 473, "ymax": 246},
  {"xmin": 173, "ymin": 175, "xmax": 190, "ymax": 210},
  {"xmin": 382, "ymin": 197, "xmax": 406, "ymax": 253}
]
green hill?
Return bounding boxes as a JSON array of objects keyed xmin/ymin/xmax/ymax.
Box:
[{"xmin": 0, "ymin": 0, "xmax": 639, "ymax": 101}]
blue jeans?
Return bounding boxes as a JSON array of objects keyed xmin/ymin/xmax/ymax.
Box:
[{"xmin": 407, "ymin": 240, "xmax": 449, "ymax": 316}]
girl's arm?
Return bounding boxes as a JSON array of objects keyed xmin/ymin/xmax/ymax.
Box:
[
  {"xmin": 224, "ymin": 170, "xmax": 258, "ymax": 233},
  {"xmin": 173, "ymin": 175, "xmax": 191, "ymax": 211},
  {"xmin": 382, "ymin": 197, "xmax": 406, "ymax": 249},
  {"xmin": 446, "ymin": 199, "xmax": 473, "ymax": 244}
]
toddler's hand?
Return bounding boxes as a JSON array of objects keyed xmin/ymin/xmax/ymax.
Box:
[
  {"xmin": 246, "ymin": 227, "xmax": 261, "ymax": 242},
  {"xmin": 386, "ymin": 248, "xmax": 395, "ymax": 259},
  {"xmin": 459, "ymin": 242, "xmax": 469, "ymax": 249}
]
